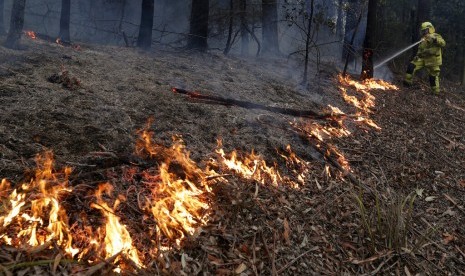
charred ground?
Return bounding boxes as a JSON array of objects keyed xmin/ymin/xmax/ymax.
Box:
[{"xmin": 0, "ymin": 37, "xmax": 464, "ymax": 275}]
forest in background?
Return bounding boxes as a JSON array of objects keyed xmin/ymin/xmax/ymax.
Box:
[{"xmin": 1, "ymin": 0, "xmax": 464, "ymax": 84}]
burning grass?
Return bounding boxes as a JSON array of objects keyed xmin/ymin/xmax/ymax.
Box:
[
  {"xmin": 1, "ymin": 37, "xmax": 463, "ymax": 274},
  {"xmin": 0, "ymin": 74, "xmax": 400, "ymax": 272},
  {"xmin": 0, "ymin": 119, "xmax": 314, "ymax": 274}
]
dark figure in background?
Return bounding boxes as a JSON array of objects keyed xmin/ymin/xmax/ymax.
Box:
[{"xmin": 404, "ymin": 22, "xmax": 446, "ymax": 94}]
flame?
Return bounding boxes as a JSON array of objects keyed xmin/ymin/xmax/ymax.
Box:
[
  {"xmin": 354, "ymin": 114, "xmax": 381, "ymax": 130},
  {"xmin": 337, "ymin": 74, "xmax": 398, "ymax": 130},
  {"xmin": 25, "ymin": 30, "xmax": 37, "ymax": 39},
  {"xmin": 91, "ymin": 183, "xmax": 143, "ymax": 271},
  {"xmin": 144, "ymin": 164, "xmax": 210, "ymax": 243},
  {"xmin": 278, "ymin": 145, "xmax": 311, "ymax": 185},
  {"xmin": 290, "ymin": 119, "xmax": 353, "ymax": 176},
  {"xmin": 56, "ymin": 38, "xmax": 63, "ymax": 46},
  {"xmin": 327, "ymin": 145, "xmax": 351, "ymax": 173},
  {"xmin": 215, "ymin": 140, "xmax": 282, "ymax": 187},
  {"xmin": 338, "ymin": 74, "xmax": 398, "ymax": 92},
  {"xmin": 0, "ymin": 152, "xmax": 78, "ymax": 257},
  {"xmin": 136, "ymin": 121, "xmax": 213, "ymax": 244}
]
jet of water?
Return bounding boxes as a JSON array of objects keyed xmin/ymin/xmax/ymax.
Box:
[{"xmin": 374, "ymin": 40, "xmax": 422, "ymax": 69}]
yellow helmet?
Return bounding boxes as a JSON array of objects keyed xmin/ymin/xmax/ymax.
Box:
[{"xmin": 420, "ymin": 22, "xmax": 435, "ymax": 35}]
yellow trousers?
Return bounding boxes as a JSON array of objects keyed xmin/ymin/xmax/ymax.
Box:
[{"xmin": 404, "ymin": 58, "xmax": 441, "ymax": 93}]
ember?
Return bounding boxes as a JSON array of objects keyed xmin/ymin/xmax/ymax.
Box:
[{"xmin": 24, "ymin": 30, "xmax": 37, "ymax": 39}]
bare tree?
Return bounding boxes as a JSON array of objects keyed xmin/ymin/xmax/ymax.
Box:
[
  {"xmin": 335, "ymin": 0, "xmax": 345, "ymax": 41},
  {"xmin": 240, "ymin": 0, "xmax": 249, "ymax": 55},
  {"xmin": 361, "ymin": 0, "xmax": 377, "ymax": 80},
  {"xmin": 188, "ymin": 0, "xmax": 209, "ymax": 51},
  {"xmin": 4, "ymin": 0, "xmax": 26, "ymax": 49},
  {"xmin": 137, "ymin": 0, "xmax": 154, "ymax": 49},
  {"xmin": 59, "ymin": 0, "xmax": 71, "ymax": 41},
  {"xmin": 224, "ymin": 0, "xmax": 234, "ymax": 55},
  {"xmin": 261, "ymin": 0, "xmax": 279, "ymax": 55},
  {"xmin": 302, "ymin": 0, "xmax": 315, "ymax": 85}
]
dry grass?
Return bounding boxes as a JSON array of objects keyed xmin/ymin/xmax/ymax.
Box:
[{"xmin": 353, "ymin": 190, "xmax": 436, "ymax": 258}]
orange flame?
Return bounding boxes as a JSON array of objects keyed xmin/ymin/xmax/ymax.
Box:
[
  {"xmin": 136, "ymin": 121, "xmax": 213, "ymax": 244},
  {"xmin": 338, "ymin": 74, "xmax": 398, "ymax": 92},
  {"xmin": 0, "ymin": 151, "xmax": 78, "ymax": 256},
  {"xmin": 25, "ymin": 30, "xmax": 37, "ymax": 39},
  {"xmin": 337, "ymin": 74, "xmax": 398, "ymax": 130},
  {"xmin": 215, "ymin": 140, "xmax": 282, "ymax": 187},
  {"xmin": 144, "ymin": 164, "xmax": 210, "ymax": 243},
  {"xmin": 278, "ymin": 145, "xmax": 310, "ymax": 186},
  {"xmin": 91, "ymin": 183, "xmax": 143, "ymax": 271}
]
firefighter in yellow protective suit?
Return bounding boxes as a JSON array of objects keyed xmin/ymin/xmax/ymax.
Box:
[{"xmin": 404, "ymin": 22, "xmax": 446, "ymax": 93}]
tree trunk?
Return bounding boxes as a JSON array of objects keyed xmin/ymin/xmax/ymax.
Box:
[
  {"xmin": 137, "ymin": 0, "xmax": 154, "ymax": 49},
  {"xmin": 461, "ymin": 32, "xmax": 465, "ymax": 86},
  {"xmin": 4, "ymin": 0, "xmax": 26, "ymax": 49},
  {"xmin": 240, "ymin": 0, "xmax": 249, "ymax": 56},
  {"xmin": 343, "ymin": 11, "xmax": 362, "ymax": 76},
  {"xmin": 302, "ymin": 0, "xmax": 314, "ymax": 85},
  {"xmin": 335, "ymin": 0, "xmax": 345, "ymax": 41},
  {"xmin": 360, "ymin": 0, "xmax": 377, "ymax": 80},
  {"xmin": 342, "ymin": 0, "xmax": 359, "ymax": 62},
  {"xmin": 261, "ymin": 0, "xmax": 279, "ymax": 55},
  {"xmin": 59, "ymin": 0, "xmax": 71, "ymax": 41},
  {"xmin": 188, "ymin": 0, "xmax": 209, "ymax": 51},
  {"xmin": 224, "ymin": 0, "xmax": 234, "ymax": 55},
  {"xmin": 118, "ymin": 0, "xmax": 129, "ymax": 46},
  {"xmin": 0, "ymin": 0, "xmax": 5, "ymax": 35}
]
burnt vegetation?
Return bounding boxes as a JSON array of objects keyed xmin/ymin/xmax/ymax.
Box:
[{"xmin": 0, "ymin": 0, "xmax": 464, "ymax": 275}]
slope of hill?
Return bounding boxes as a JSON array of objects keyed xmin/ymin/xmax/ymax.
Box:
[{"xmin": 0, "ymin": 36, "xmax": 464, "ymax": 275}]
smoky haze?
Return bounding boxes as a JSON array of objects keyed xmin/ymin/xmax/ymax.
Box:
[
  {"xmin": 1, "ymin": 0, "xmax": 393, "ymax": 82},
  {"xmin": 2, "ymin": 0, "xmax": 190, "ymax": 46}
]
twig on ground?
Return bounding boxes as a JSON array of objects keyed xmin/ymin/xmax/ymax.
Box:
[
  {"xmin": 361, "ymin": 255, "xmax": 394, "ymax": 276},
  {"xmin": 276, "ymin": 247, "xmax": 316, "ymax": 274},
  {"xmin": 251, "ymin": 233, "xmax": 259, "ymax": 276}
]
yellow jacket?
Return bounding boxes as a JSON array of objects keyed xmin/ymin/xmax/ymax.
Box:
[{"xmin": 417, "ymin": 33, "xmax": 446, "ymax": 66}]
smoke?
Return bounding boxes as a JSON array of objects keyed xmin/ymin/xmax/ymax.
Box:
[
  {"xmin": 1, "ymin": 0, "xmax": 397, "ymax": 82},
  {"xmin": 1, "ymin": 0, "xmax": 190, "ymax": 46},
  {"xmin": 374, "ymin": 64, "xmax": 394, "ymax": 82}
]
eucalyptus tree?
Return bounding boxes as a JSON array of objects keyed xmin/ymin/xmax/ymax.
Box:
[
  {"xmin": 4, "ymin": 0, "xmax": 26, "ymax": 49},
  {"xmin": 360, "ymin": 0, "xmax": 376, "ymax": 80},
  {"xmin": 188, "ymin": 0, "xmax": 210, "ymax": 51},
  {"xmin": 261, "ymin": 0, "xmax": 279, "ymax": 55},
  {"xmin": 59, "ymin": 0, "xmax": 71, "ymax": 41},
  {"xmin": 137, "ymin": 0, "xmax": 155, "ymax": 49}
]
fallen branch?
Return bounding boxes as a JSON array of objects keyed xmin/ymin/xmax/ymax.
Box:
[
  {"xmin": 362, "ymin": 255, "xmax": 395, "ymax": 276},
  {"xmin": 171, "ymin": 87, "xmax": 335, "ymax": 119},
  {"xmin": 277, "ymin": 247, "xmax": 317, "ymax": 274},
  {"xmin": 261, "ymin": 231, "xmax": 277, "ymax": 276}
]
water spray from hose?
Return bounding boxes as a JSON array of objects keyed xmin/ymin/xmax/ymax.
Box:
[{"xmin": 374, "ymin": 40, "xmax": 422, "ymax": 69}]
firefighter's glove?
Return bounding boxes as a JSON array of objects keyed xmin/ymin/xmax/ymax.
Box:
[{"xmin": 426, "ymin": 34, "xmax": 437, "ymax": 44}]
